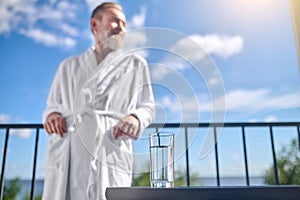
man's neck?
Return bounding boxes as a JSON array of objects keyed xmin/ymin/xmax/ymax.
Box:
[{"xmin": 95, "ymin": 46, "xmax": 111, "ymax": 64}]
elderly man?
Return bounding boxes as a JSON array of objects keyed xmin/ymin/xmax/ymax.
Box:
[{"xmin": 42, "ymin": 2, "xmax": 155, "ymax": 200}]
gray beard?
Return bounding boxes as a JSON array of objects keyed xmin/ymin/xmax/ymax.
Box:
[{"xmin": 106, "ymin": 34, "xmax": 124, "ymax": 50}]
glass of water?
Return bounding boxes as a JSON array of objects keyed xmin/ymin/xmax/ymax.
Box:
[{"xmin": 149, "ymin": 132, "xmax": 174, "ymax": 188}]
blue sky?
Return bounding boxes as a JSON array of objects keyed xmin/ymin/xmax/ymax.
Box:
[{"xmin": 0, "ymin": 0, "xmax": 300, "ymax": 181}]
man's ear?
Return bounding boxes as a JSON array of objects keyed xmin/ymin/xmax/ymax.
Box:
[{"xmin": 90, "ymin": 18, "xmax": 97, "ymax": 33}]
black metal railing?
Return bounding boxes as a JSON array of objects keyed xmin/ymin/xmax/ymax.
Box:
[
  {"xmin": 150, "ymin": 122, "xmax": 300, "ymax": 186},
  {"xmin": 0, "ymin": 122, "xmax": 299, "ymax": 199},
  {"xmin": 0, "ymin": 124, "xmax": 43, "ymax": 200}
]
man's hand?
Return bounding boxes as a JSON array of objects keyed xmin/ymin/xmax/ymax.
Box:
[
  {"xmin": 44, "ymin": 112, "xmax": 67, "ymax": 138},
  {"xmin": 114, "ymin": 115, "xmax": 140, "ymax": 140}
]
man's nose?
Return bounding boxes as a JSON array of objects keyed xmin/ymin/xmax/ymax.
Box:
[{"xmin": 112, "ymin": 22, "xmax": 125, "ymax": 33}]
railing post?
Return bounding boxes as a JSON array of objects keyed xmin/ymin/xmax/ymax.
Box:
[
  {"xmin": 297, "ymin": 125, "xmax": 300, "ymax": 152},
  {"xmin": 30, "ymin": 128, "xmax": 40, "ymax": 200},
  {"xmin": 241, "ymin": 126, "xmax": 250, "ymax": 186},
  {"xmin": 184, "ymin": 127, "xmax": 190, "ymax": 186},
  {"xmin": 0, "ymin": 128, "xmax": 10, "ymax": 199},
  {"xmin": 213, "ymin": 126, "xmax": 220, "ymax": 186},
  {"xmin": 269, "ymin": 126, "xmax": 279, "ymax": 185}
]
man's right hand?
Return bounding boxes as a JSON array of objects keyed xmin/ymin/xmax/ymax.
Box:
[{"xmin": 44, "ymin": 112, "xmax": 67, "ymax": 138}]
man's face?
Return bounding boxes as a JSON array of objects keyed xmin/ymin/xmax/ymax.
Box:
[{"xmin": 93, "ymin": 7, "xmax": 126, "ymax": 50}]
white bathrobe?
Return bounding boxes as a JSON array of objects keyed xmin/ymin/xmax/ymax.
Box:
[{"xmin": 42, "ymin": 48, "xmax": 155, "ymax": 200}]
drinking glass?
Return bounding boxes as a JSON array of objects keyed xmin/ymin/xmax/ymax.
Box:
[{"xmin": 149, "ymin": 132, "xmax": 174, "ymax": 188}]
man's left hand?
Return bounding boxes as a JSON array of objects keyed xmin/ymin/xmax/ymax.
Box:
[{"xmin": 114, "ymin": 115, "xmax": 140, "ymax": 140}]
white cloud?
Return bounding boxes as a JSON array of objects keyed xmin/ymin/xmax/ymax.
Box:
[
  {"xmin": 200, "ymin": 88, "xmax": 300, "ymax": 113},
  {"xmin": 124, "ymin": 30, "xmax": 148, "ymax": 57},
  {"xmin": 156, "ymin": 94, "xmax": 200, "ymax": 121},
  {"xmin": 153, "ymin": 34, "xmax": 243, "ymax": 80},
  {"xmin": 264, "ymin": 115, "xmax": 278, "ymax": 122},
  {"xmin": 124, "ymin": 31, "xmax": 147, "ymax": 48},
  {"xmin": 248, "ymin": 118, "xmax": 258, "ymax": 122},
  {"xmin": 57, "ymin": 1, "xmax": 77, "ymax": 18},
  {"xmin": 151, "ymin": 65, "xmax": 174, "ymax": 81},
  {"xmin": 127, "ymin": 6, "xmax": 147, "ymax": 29},
  {"xmin": 0, "ymin": 114, "xmax": 32, "ymax": 139},
  {"xmin": 0, "ymin": 1, "xmax": 22, "ymax": 33},
  {"xmin": 50, "ymin": 0, "xmax": 58, "ymax": 5},
  {"xmin": 58, "ymin": 23, "xmax": 79, "ymax": 37},
  {"xmin": 0, "ymin": 6, "xmax": 11, "ymax": 32},
  {"xmin": 0, "ymin": 0, "xmax": 79, "ymax": 49},
  {"xmin": 10, "ymin": 129, "xmax": 33, "ymax": 139},
  {"xmin": 170, "ymin": 36, "xmax": 208, "ymax": 62},
  {"xmin": 170, "ymin": 34, "xmax": 243, "ymax": 62},
  {"xmin": 152, "ymin": 53, "xmax": 196, "ymax": 82},
  {"xmin": 160, "ymin": 55, "xmax": 187, "ymax": 70},
  {"xmin": 156, "ymin": 88, "xmax": 300, "ymax": 120},
  {"xmin": 0, "ymin": 0, "xmax": 145, "ymax": 49},
  {"xmin": 208, "ymin": 77, "xmax": 221, "ymax": 86},
  {"xmin": 158, "ymin": 96, "xmax": 179, "ymax": 113},
  {"xmin": 0, "ymin": 113, "xmax": 11, "ymax": 123},
  {"xmin": 20, "ymin": 28, "xmax": 76, "ymax": 49},
  {"xmin": 222, "ymin": 89, "xmax": 300, "ymax": 112},
  {"xmin": 121, "ymin": 6, "xmax": 148, "ymax": 56},
  {"xmin": 191, "ymin": 34, "xmax": 244, "ymax": 59}
]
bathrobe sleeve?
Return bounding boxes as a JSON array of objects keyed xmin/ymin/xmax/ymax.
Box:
[
  {"xmin": 129, "ymin": 55, "xmax": 156, "ymax": 138},
  {"xmin": 42, "ymin": 58, "xmax": 76, "ymax": 124},
  {"xmin": 42, "ymin": 66, "xmax": 63, "ymax": 123}
]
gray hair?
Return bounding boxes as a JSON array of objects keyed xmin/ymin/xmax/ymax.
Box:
[{"xmin": 91, "ymin": 2, "xmax": 123, "ymax": 19}]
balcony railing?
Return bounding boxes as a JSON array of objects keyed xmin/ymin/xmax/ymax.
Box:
[{"xmin": 0, "ymin": 122, "xmax": 299, "ymax": 200}]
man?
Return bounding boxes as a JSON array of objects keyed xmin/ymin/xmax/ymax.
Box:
[{"xmin": 42, "ymin": 2, "xmax": 155, "ymax": 200}]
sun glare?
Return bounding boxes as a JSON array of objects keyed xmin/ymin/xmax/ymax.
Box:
[{"xmin": 221, "ymin": 0, "xmax": 286, "ymax": 20}]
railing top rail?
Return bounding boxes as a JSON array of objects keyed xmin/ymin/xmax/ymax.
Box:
[
  {"xmin": 0, "ymin": 124, "xmax": 44, "ymax": 129},
  {"xmin": 149, "ymin": 122, "xmax": 300, "ymax": 128},
  {"xmin": 0, "ymin": 122, "xmax": 299, "ymax": 129}
]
